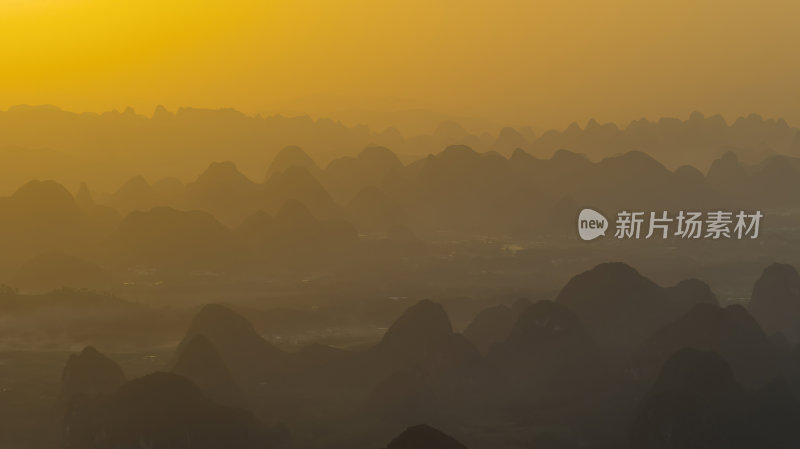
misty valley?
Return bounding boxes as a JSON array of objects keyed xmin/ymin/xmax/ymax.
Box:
[{"xmin": 1, "ymin": 109, "xmax": 800, "ymax": 449}]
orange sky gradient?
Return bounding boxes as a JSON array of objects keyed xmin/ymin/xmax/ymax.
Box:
[{"xmin": 1, "ymin": 0, "xmax": 799, "ymax": 129}]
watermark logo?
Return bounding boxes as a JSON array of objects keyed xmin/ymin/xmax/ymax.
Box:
[
  {"xmin": 578, "ymin": 209, "xmax": 763, "ymax": 241},
  {"xmin": 578, "ymin": 208, "xmax": 609, "ymax": 241}
]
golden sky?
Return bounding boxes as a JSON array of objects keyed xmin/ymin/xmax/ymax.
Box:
[{"xmin": 1, "ymin": 0, "xmax": 799, "ymax": 128}]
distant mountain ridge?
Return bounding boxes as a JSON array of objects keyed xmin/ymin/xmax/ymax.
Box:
[
  {"xmin": 2, "ymin": 140, "xmax": 798, "ymax": 277},
  {"xmin": 0, "ymin": 104, "xmax": 797, "ymax": 192}
]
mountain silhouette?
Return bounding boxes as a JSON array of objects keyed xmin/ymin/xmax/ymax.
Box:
[
  {"xmin": 463, "ymin": 304, "xmax": 519, "ymax": 355},
  {"xmin": 749, "ymin": 263, "xmax": 800, "ymax": 342},
  {"xmin": 556, "ymin": 263, "xmax": 713, "ymax": 360},
  {"xmin": 2, "ymin": 104, "xmax": 797, "ymax": 191},
  {"xmin": 665, "ymin": 278, "xmax": 718, "ymax": 308},
  {"xmin": 389, "ymin": 145, "xmax": 510, "ymax": 233},
  {"xmin": 431, "ymin": 121, "xmax": 481, "ymax": 149},
  {"xmin": 176, "ymin": 304, "xmax": 286, "ymax": 388},
  {"xmin": 755, "ymin": 155, "xmax": 800, "ymax": 207},
  {"xmin": 263, "ymin": 166, "xmax": 340, "ymax": 219},
  {"xmin": 631, "ymin": 348, "xmax": 800, "ymax": 449},
  {"xmin": 491, "ymin": 126, "xmax": 530, "ymax": 155},
  {"xmin": 56, "ymin": 347, "xmax": 125, "ymax": 449},
  {"xmin": 485, "ymin": 300, "xmax": 604, "ymax": 404},
  {"xmin": 104, "ymin": 207, "xmax": 235, "ymax": 268},
  {"xmin": 80, "ymin": 372, "xmax": 290, "ymax": 449},
  {"xmin": 528, "ymin": 113, "xmax": 796, "ymax": 169},
  {"xmin": 377, "ymin": 299, "xmax": 478, "ymax": 370},
  {"xmin": 0, "ymin": 180, "xmax": 90, "ymax": 258},
  {"xmin": 357, "ymin": 145, "xmax": 403, "ymax": 172},
  {"xmin": 631, "ymin": 303, "xmax": 781, "ymax": 388},
  {"xmin": 74, "ymin": 182, "xmax": 94, "ymax": 209},
  {"xmin": 183, "ymin": 161, "xmax": 259, "ymax": 225},
  {"xmin": 571, "ymin": 151, "xmax": 720, "ymax": 211},
  {"xmin": 73, "ymin": 182, "xmax": 122, "ymax": 235},
  {"xmin": 172, "ymin": 334, "xmax": 246, "ymax": 408},
  {"xmin": 385, "ymin": 424, "xmax": 468, "ymax": 449},
  {"xmin": 107, "ymin": 175, "xmax": 155, "ymax": 214},
  {"xmin": 324, "ymin": 145, "xmax": 403, "ymax": 202},
  {"xmin": 59, "ymin": 346, "xmax": 125, "ymax": 409},
  {"xmin": 9, "ymin": 179, "xmax": 84, "ymax": 224},
  {"xmin": 364, "ymin": 300, "xmax": 481, "ymax": 422},
  {"xmin": 674, "ymin": 164, "xmax": 707, "ymax": 185},
  {"xmin": 265, "ymin": 145, "xmax": 323, "ymax": 180}
]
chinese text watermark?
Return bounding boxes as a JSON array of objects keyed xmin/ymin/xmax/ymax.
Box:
[{"xmin": 578, "ymin": 209, "xmax": 762, "ymax": 241}]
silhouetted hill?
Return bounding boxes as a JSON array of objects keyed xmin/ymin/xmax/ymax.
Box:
[
  {"xmin": 631, "ymin": 304, "xmax": 781, "ymax": 388},
  {"xmin": 177, "ymin": 304, "xmax": 286, "ymax": 388},
  {"xmin": 387, "ymin": 145, "xmax": 510, "ymax": 233},
  {"xmin": 556, "ymin": 263, "xmax": 714, "ymax": 360},
  {"xmin": 378, "ymin": 146, "xmax": 724, "ymax": 236},
  {"xmin": 385, "ymin": 424, "xmax": 468, "ymax": 449},
  {"xmin": 58, "ymin": 346, "xmax": 125, "ymax": 408},
  {"xmin": 79, "ymin": 372, "xmax": 290, "ymax": 449},
  {"xmin": 324, "ymin": 145, "xmax": 403, "ymax": 202},
  {"xmin": 631, "ymin": 348, "xmax": 800, "ymax": 449},
  {"xmin": 0, "ymin": 180, "xmax": 91, "ymax": 258},
  {"xmin": 424, "ymin": 121, "xmax": 485, "ymax": 151},
  {"xmin": 184, "ymin": 161, "xmax": 259, "ymax": 225},
  {"xmin": 378, "ymin": 300, "xmax": 452, "ymax": 351},
  {"xmin": 665, "ymin": 278, "xmax": 718, "ymax": 309},
  {"xmin": 749, "ymin": 155, "xmax": 800, "ymax": 208},
  {"xmin": 265, "ymin": 145, "xmax": 324, "ymax": 180},
  {"xmin": 377, "ymin": 299, "xmax": 478, "ymax": 370},
  {"xmin": 74, "ymin": 182, "xmax": 94, "ymax": 209},
  {"xmin": 674, "ymin": 163, "xmax": 706, "ymax": 184},
  {"xmin": 570, "ymin": 151, "xmax": 721, "ymax": 211},
  {"xmin": 357, "ymin": 145, "xmax": 403, "ymax": 172},
  {"xmin": 73, "ymin": 182, "xmax": 123, "ymax": 235},
  {"xmin": 485, "ymin": 300, "xmax": 604, "ymax": 403},
  {"xmin": 172, "ymin": 334, "xmax": 245, "ymax": 408},
  {"xmin": 9, "ymin": 179, "xmax": 84, "ymax": 223},
  {"xmin": 706, "ymin": 152, "xmax": 800, "ymax": 208},
  {"xmin": 750, "ymin": 263, "xmax": 800, "ymax": 342},
  {"xmin": 263, "ymin": 166, "xmax": 340, "ymax": 219},
  {"xmin": 104, "ymin": 207, "xmax": 236, "ymax": 268},
  {"xmin": 107, "ymin": 175, "xmax": 155, "ymax": 214},
  {"xmin": 491, "ymin": 126, "xmax": 530, "ymax": 155},
  {"xmin": 463, "ymin": 304, "xmax": 516, "ymax": 355},
  {"xmin": 56, "ymin": 347, "xmax": 125, "ymax": 449},
  {"xmin": 364, "ymin": 300, "xmax": 481, "ymax": 422},
  {"xmin": 707, "ymin": 150, "xmax": 747, "ymax": 194}
]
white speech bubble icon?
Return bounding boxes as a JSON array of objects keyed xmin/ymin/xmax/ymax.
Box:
[{"xmin": 578, "ymin": 208, "xmax": 608, "ymax": 241}]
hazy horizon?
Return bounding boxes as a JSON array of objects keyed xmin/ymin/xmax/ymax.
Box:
[
  {"xmin": 2, "ymin": 102, "xmax": 796, "ymax": 136},
  {"xmin": 3, "ymin": 0, "xmax": 800, "ymax": 130}
]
